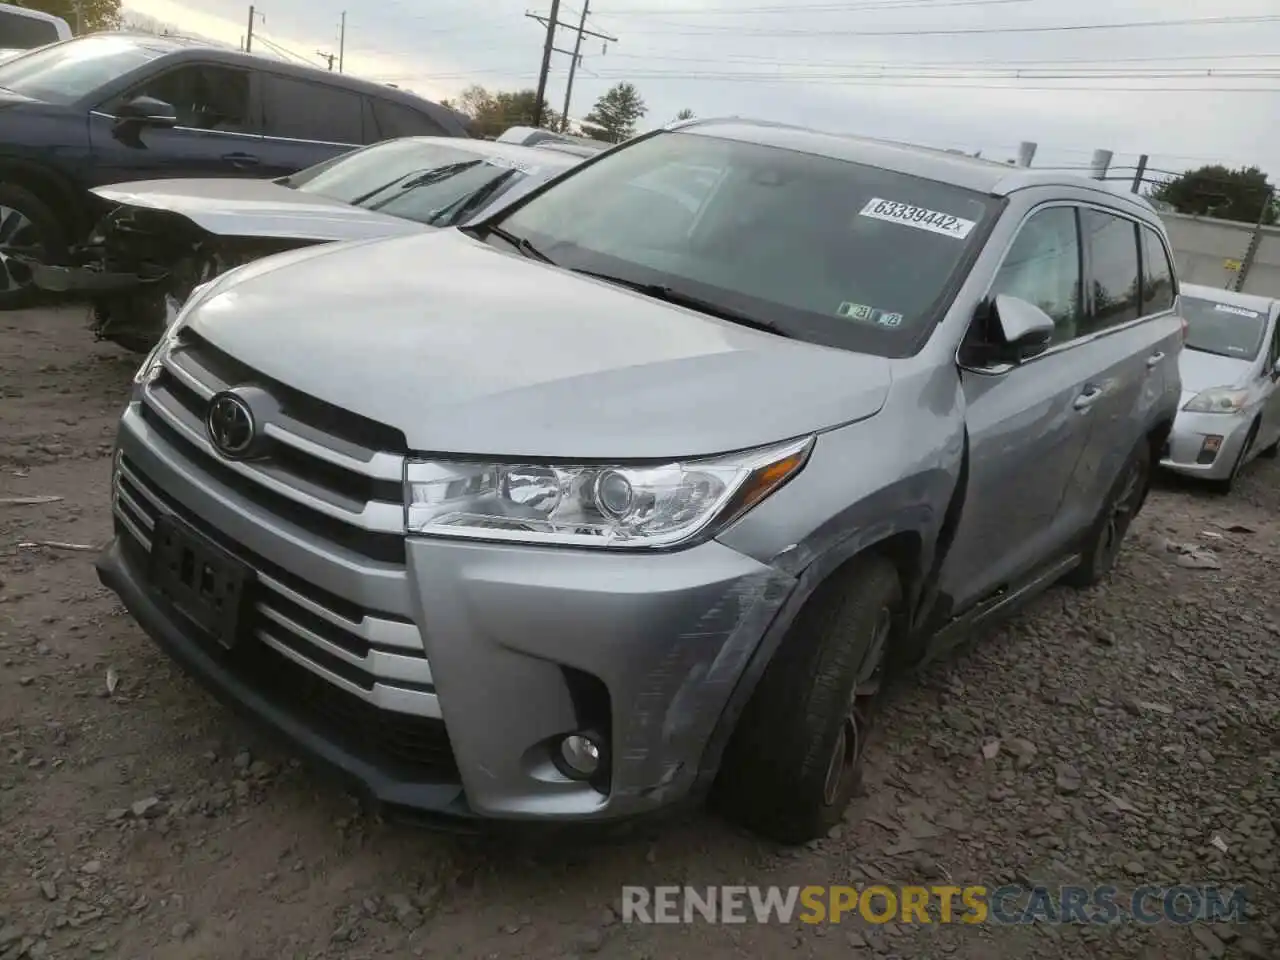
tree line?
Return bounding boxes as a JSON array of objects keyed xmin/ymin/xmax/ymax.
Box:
[{"xmin": 443, "ymin": 82, "xmax": 694, "ymax": 145}]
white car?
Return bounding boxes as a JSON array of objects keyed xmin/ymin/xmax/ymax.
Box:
[
  {"xmin": 1160, "ymin": 284, "xmax": 1280, "ymax": 491},
  {"xmin": 0, "ymin": 3, "xmax": 71, "ymax": 52}
]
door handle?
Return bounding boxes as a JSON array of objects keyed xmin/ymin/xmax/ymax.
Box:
[
  {"xmin": 1073, "ymin": 385, "xmax": 1103, "ymax": 411},
  {"xmin": 222, "ymin": 152, "xmax": 260, "ymax": 167},
  {"xmin": 1146, "ymin": 352, "xmax": 1165, "ymax": 369}
]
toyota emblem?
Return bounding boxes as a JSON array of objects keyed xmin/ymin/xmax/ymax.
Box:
[{"xmin": 206, "ymin": 391, "xmax": 257, "ymax": 458}]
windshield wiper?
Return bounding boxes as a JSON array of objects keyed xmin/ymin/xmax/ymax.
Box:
[
  {"xmin": 485, "ymin": 225, "xmax": 555, "ymax": 264},
  {"xmin": 569, "ymin": 268, "xmax": 793, "ymax": 338}
]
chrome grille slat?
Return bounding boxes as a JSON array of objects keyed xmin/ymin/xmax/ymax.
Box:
[
  {"xmin": 113, "ymin": 452, "xmax": 436, "ymax": 721},
  {"xmin": 261, "ymin": 422, "xmax": 403, "ymax": 481},
  {"xmin": 113, "ymin": 504, "xmax": 152, "ymax": 551},
  {"xmin": 257, "ymin": 603, "xmax": 433, "ymax": 685},
  {"xmin": 255, "ymin": 629, "xmax": 442, "ymax": 718},
  {"xmin": 140, "ymin": 383, "xmax": 405, "ymax": 535},
  {"xmin": 255, "ymin": 571, "xmax": 423, "ymax": 651}
]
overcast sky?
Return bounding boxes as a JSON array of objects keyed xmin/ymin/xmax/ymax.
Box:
[{"xmin": 121, "ymin": 0, "xmax": 1280, "ymax": 183}]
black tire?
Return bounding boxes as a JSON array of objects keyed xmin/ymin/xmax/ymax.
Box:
[
  {"xmin": 1209, "ymin": 421, "xmax": 1258, "ymax": 495},
  {"xmin": 1064, "ymin": 440, "xmax": 1152, "ymax": 588},
  {"xmin": 712, "ymin": 555, "xmax": 901, "ymax": 844},
  {"xmin": 0, "ymin": 182, "xmax": 69, "ymax": 311}
]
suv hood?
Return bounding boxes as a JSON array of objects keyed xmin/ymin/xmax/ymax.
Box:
[
  {"xmin": 186, "ymin": 229, "xmax": 894, "ymax": 458},
  {"xmin": 92, "ymin": 178, "xmax": 426, "ymax": 243}
]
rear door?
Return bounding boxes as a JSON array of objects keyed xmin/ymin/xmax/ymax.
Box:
[
  {"xmin": 253, "ymin": 72, "xmax": 368, "ymax": 178},
  {"xmin": 1057, "ymin": 208, "xmax": 1181, "ymax": 533},
  {"xmin": 943, "ymin": 202, "xmax": 1098, "ymax": 610},
  {"xmin": 88, "ymin": 61, "xmax": 264, "ymax": 183}
]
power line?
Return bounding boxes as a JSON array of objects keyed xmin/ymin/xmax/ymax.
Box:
[
  {"xmin": 600, "ymin": 0, "xmax": 1031, "ymax": 12},
  {"xmin": 606, "ymin": 13, "xmax": 1280, "ymax": 37},
  {"xmin": 565, "ymin": 74, "xmax": 1280, "ymax": 91},
  {"xmin": 596, "ymin": 50, "xmax": 1280, "ymax": 69}
]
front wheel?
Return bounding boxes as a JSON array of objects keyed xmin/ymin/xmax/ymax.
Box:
[
  {"xmin": 0, "ymin": 183, "xmax": 68, "ymax": 311},
  {"xmin": 1209, "ymin": 421, "xmax": 1257, "ymax": 495},
  {"xmin": 1064, "ymin": 440, "xmax": 1151, "ymax": 588},
  {"xmin": 712, "ymin": 555, "xmax": 901, "ymax": 844}
]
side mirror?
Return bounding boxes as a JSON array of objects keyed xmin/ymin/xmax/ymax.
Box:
[
  {"xmin": 992, "ymin": 294, "xmax": 1056, "ymax": 358},
  {"xmin": 115, "ymin": 95, "xmax": 178, "ymax": 128}
]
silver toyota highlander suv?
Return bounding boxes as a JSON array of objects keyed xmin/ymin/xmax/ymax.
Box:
[{"xmin": 98, "ymin": 118, "xmax": 1183, "ymax": 843}]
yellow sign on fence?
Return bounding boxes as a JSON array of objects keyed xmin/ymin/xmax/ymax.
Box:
[{"xmin": 1223, "ymin": 258, "xmax": 1243, "ymax": 271}]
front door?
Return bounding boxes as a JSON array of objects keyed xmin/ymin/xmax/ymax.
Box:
[
  {"xmin": 87, "ymin": 62, "xmax": 265, "ymax": 184},
  {"xmin": 940, "ymin": 203, "xmax": 1096, "ymax": 612}
]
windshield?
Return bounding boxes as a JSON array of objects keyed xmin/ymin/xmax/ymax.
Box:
[
  {"xmin": 0, "ymin": 35, "xmax": 167, "ymax": 104},
  {"xmin": 489, "ymin": 130, "xmax": 999, "ymax": 355},
  {"xmin": 289, "ymin": 139, "xmax": 549, "ymax": 226},
  {"xmin": 1181, "ymin": 296, "xmax": 1269, "ymax": 360}
]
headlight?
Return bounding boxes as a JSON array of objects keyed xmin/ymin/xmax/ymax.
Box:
[
  {"xmin": 1182, "ymin": 388, "xmax": 1249, "ymax": 413},
  {"xmin": 404, "ymin": 436, "xmax": 813, "ymax": 549}
]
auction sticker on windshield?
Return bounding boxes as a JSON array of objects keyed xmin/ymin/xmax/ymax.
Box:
[{"xmin": 858, "ymin": 198, "xmax": 976, "ymax": 239}]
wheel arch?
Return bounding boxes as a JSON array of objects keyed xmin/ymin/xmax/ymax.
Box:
[
  {"xmin": 693, "ymin": 509, "xmax": 943, "ymax": 795},
  {"xmin": 0, "ymin": 159, "xmax": 93, "ymax": 240}
]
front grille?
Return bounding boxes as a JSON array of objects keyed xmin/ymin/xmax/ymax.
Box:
[
  {"xmin": 113, "ymin": 455, "xmax": 458, "ymax": 782},
  {"xmin": 139, "ymin": 329, "xmax": 407, "ymax": 564}
]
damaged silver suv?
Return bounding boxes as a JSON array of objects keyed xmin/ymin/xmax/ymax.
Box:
[{"xmin": 99, "ymin": 119, "xmax": 1183, "ymax": 842}]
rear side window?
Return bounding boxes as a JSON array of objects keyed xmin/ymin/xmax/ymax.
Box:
[
  {"xmin": 0, "ymin": 10, "xmax": 60, "ymax": 48},
  {"xmin": 261, "ymin": 74, "xmax": 364, "ymax": 144},
  {"xmin": 1140, "ymin": 225, "xmax": 1175, "ymax": 315},
  {"xmin": 1082, "ymin": 208, "xmax": 1141, "ymax": 333},
  {"xmin": 988, "ymin": 206, "xmax": 1083, "ymax": 344},
  {"xmin": 371, "ymin": 98, "xmax": 447, "ymax": 139}
]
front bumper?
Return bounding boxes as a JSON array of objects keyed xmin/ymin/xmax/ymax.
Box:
[
  {"xmin": 101, "ymin": 405, "xmax": 795, "ymax": 823},
  {"xmin": 1159, "ymin": 408, "xmax": 1254, "ymax": 480}
]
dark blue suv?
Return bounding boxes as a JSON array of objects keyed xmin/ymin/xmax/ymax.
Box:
[{"xmin": 0, "ymin": 32, "xmax": 469, "ymax": 307}]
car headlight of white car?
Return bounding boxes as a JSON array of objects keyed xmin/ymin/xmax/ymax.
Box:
[
  {"xmin": 404, "ymin": 436, "xmax": 813, "ymax": 549},
  {"xmin": 1182, "ymin": 388, "xmax": 1249, "ymax": 414}
]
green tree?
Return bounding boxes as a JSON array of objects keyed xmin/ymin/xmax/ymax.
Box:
[
  {"xmin": 452, "ymin": 84, "xmax": 560, "ymax": 138},
  {"xmin": 581, "ymin": 82, "xmax": 647, "ymax": 143},
  {"xmin": 674, "ymin": 108, "xmax": 695, "ymax": 121},
  {"xmin": 1149, "ymin": 164, "xmax": 1276, "ymax": 226},
  {"xmin": 8, "ymin": 0, "xmax": 120, "ymax": 33}
]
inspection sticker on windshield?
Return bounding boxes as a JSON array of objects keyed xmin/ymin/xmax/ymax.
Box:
[
  {"xmin": 1213, "ymin": 303, "xmax": 1262, "ymax": 319},
  {"xmin": 485, "ymin": 155, "xmax": 538, "ymax": 175},
  {"xmin": 838, "ymin": 302, "xmax": 903, "ymax": 327},
  {"xmin": 858, "ymin": 198, "xmax": 976, "ymax": 239}
]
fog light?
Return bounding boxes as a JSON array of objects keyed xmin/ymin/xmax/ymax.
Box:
[{"xmin": 557, "ymin": 733, "xmax": 602, "ymax": 779}]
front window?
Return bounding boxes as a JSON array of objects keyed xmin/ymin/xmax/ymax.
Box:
[
  {"xmin": 0, "ymin": 35, "xmax": 167, "ymax": 104},
  {"xmin": 1180, "ymin": 296, "xmax": 1268, "ymax": 359},
  {"xmin": 487, "ymin": 130, "xmax": 1001, "ymax": 355},
  {"xmin": 288, "ymin": 140, "xmax": 537, "ymax": 227}
]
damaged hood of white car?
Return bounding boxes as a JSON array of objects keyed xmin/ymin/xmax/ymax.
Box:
[{"xmin": 90, "ymin": 178, "xmax": 428, "ymax": 243}]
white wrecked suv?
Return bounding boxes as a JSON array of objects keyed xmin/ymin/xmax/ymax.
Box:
[{"xmin": 99, "ymin": 118, "xmax": 1183, "ymax": 843}]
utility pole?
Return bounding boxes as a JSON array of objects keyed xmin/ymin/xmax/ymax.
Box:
[
  {"xmin": 560, "ymin": 1, "xmax": 589, "ymax": 132},
  {"xmin": 338, "ymin": 11, "xmax": 346, "ymax": 73},
  {"xmin": 245, "ymin": 5, "xmax": 259, "ymax": 52},
  {"xmin": 526, "ymin": 4, "xmax": 617, "ymax": 130},
  {"xmin": 531, "ymin": 0, "xmax": 560, "ymax": 130},
  {"xmin": 73, "ymin": 0, "xmax": 82, "ymax": 34},
  {"xmin": 317, "ymin": 50, "xmax": 336, "ymax": 70}
]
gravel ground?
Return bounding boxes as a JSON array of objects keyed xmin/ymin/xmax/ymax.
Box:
[{"xmin": 1, "ymin": 304, "xmax": 1278, "ymax": 960}]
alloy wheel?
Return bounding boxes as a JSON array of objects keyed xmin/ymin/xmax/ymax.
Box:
[
  {"xmin": 821, "ymin": 606, "xmax": 892, "ymax": 807},
  {"xmin": 1096, "ymin": 456, "xmax": 1147, "ymax": 569},
  {"xmin": 0, "ymin": 204, "xmax": 42, "ymax": 295}
]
